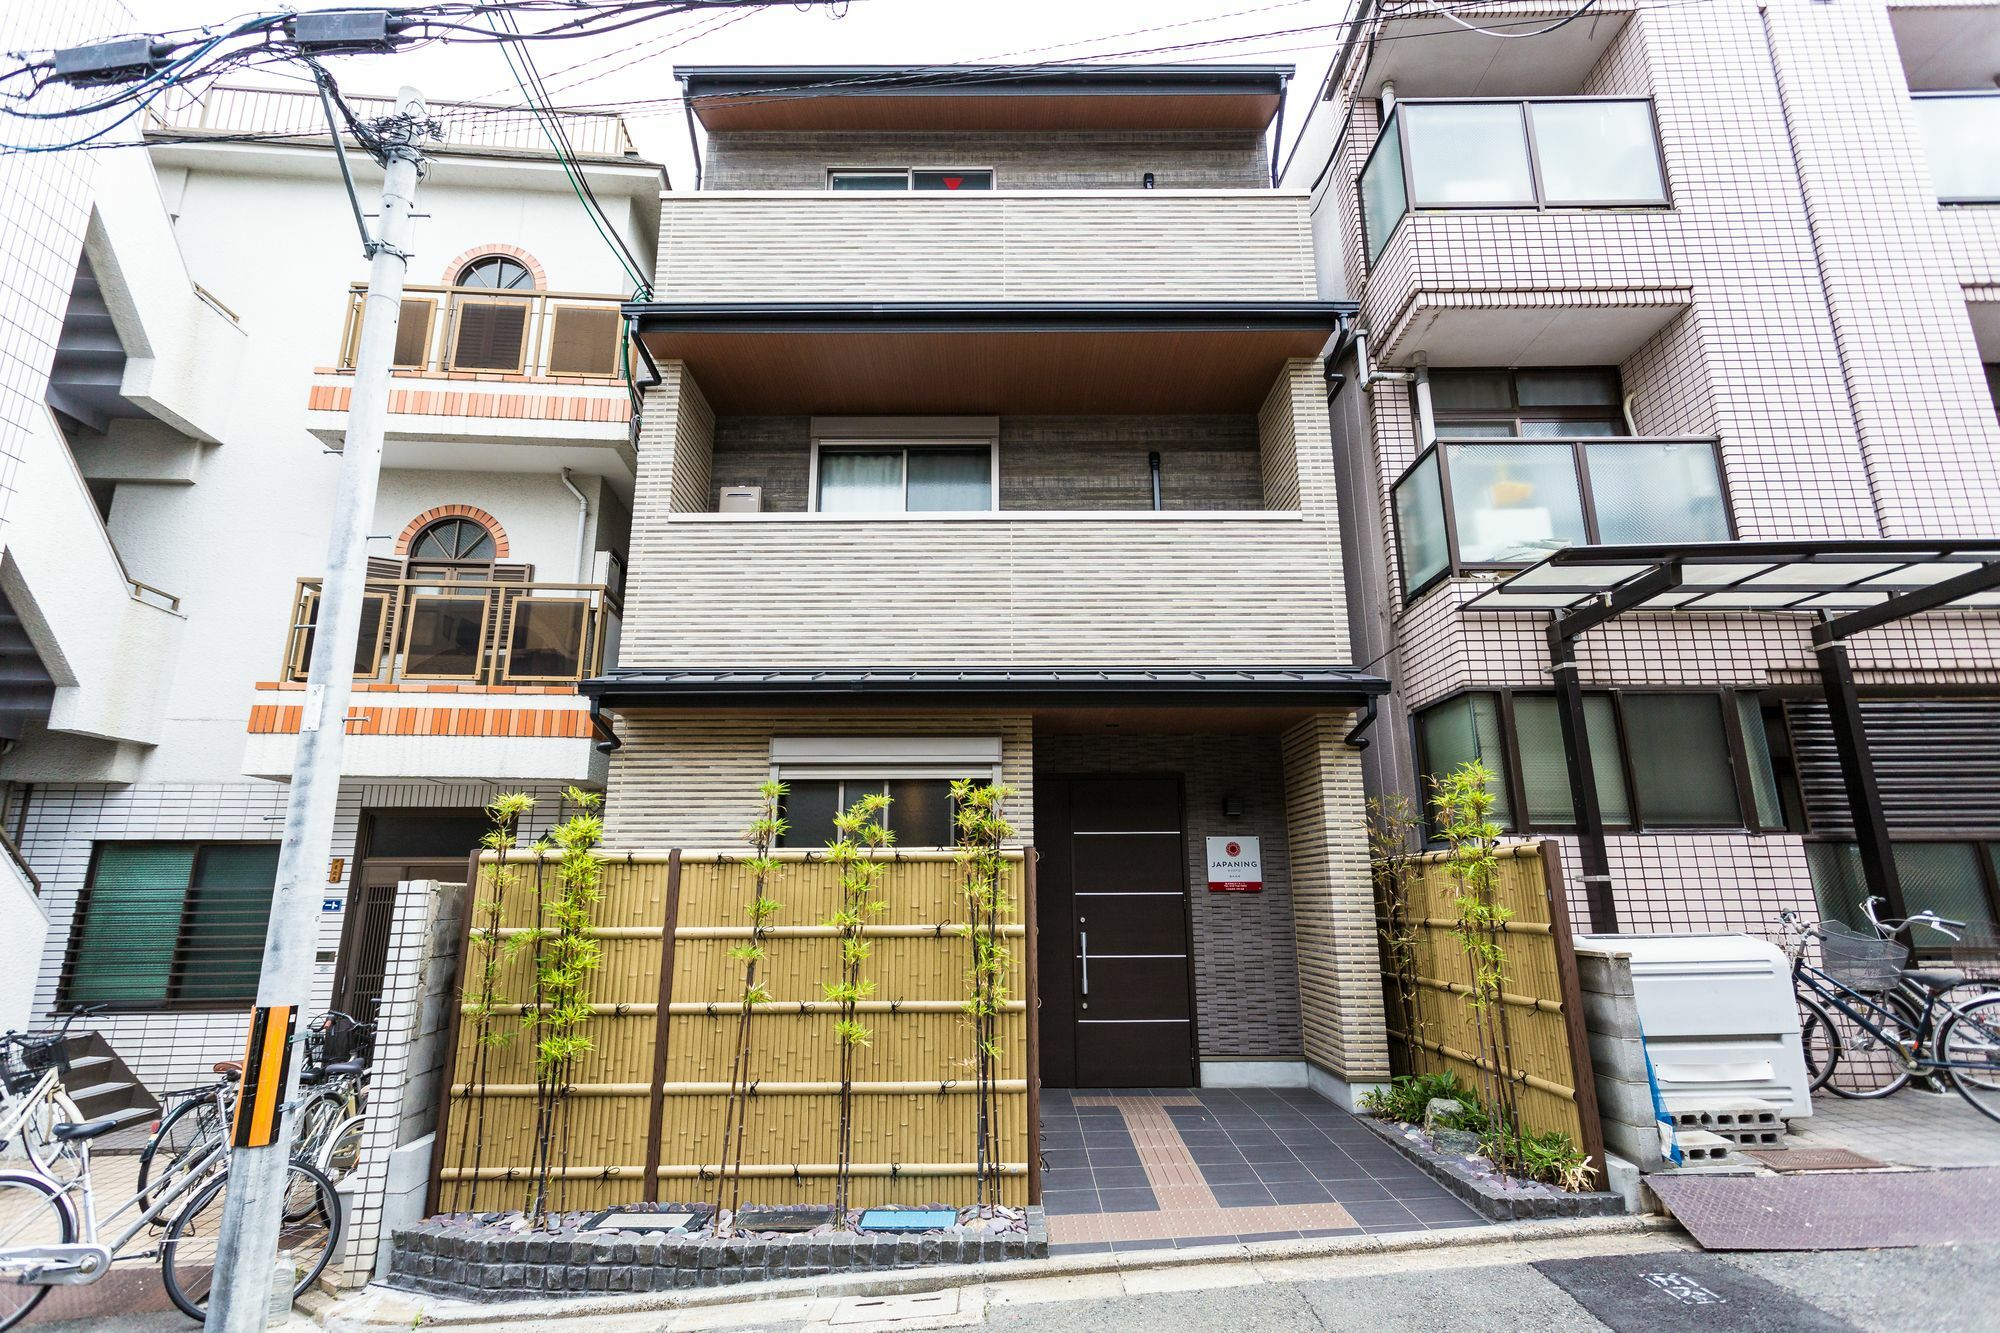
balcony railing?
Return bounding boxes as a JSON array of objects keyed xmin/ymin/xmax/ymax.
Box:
[
  {"xmin": 1912, "ymin": 92, "xmax": 2000, "ymax": 205},
  {"xmin": 1391, "ymin": 436, "xmax": 1731, "ymax": 600},
  {"xmin": 335, "ymin": 283, "xmax": 629, "ymax": 381},
  {"xmin": 283, "ymin": 578, "xmax": 619, "ymax": 688},
  {"xmin": 1360, "ymin": 97, "xmax": 1669, "ymax": 263},
  {"xmin": 149, "ymin": 85, "xmax": 636, "ymax": 157}
]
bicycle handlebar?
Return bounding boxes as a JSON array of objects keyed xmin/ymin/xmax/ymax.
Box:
[{"xmin": 1859, "ymin": 896, "xmax": 1965, "ymax": 940}]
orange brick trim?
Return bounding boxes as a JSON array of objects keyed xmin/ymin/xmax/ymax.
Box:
[
  {"xmin": 248, "ymin": 704, "xmax": 592, "ymax": 739},
  {"xmin": 306, "ymin": 384, "xmax": 627, "ymax": 424},
  {"xmin": 441, "ymin": 244, "xmax": 547, "ymax": 290},
  {"xmin": 255, "ymin": 681, "xmax": 579, "ymax": 695},
  {"xmin": 395, "ymin": 504, "xmax": 510, "ymax": 558}
]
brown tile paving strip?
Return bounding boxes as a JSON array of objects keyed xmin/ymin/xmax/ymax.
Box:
[
  {"xmin": 1050, "ymin": 1093, "xmax": 1361, "ymax": 1244},
  {"xmin": 1742, "ymin": 1148, "xmax": 1888, "ymax": 1172}
]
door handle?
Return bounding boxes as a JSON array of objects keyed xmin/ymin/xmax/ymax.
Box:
[{"xmin": 1079, "ymin": 930, "xmax": 1090, "ymax": 1004}]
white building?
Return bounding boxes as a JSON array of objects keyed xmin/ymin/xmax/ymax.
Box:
[{"xmin": 0, "ymin": 85, "xmax": 660, "ymax": 1091}]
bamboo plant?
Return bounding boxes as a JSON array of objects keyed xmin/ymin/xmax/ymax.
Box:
[
  {"xmin": 1367, "ymin": 794, "xmax": 1427, "ymax": 1076},
  {"xmin": 513, "ymin": 785, "xmax": 606, "ymax": 1225},
  {"xmin": 1431, "ymin": 761, "xmax": 1526, "ymax": 1179},
  {"xmin": 951, "ymin": 780, "xmax": 1015, "ymax": 1217},
  {"xmin": 713, "ymin": 780, "xmax": 786, "ymax": 1238},
  {"xmin": 822, "ymin": 791, "xmax": 892, "ymax": 1223},
  {"xmin": 454, "ymin": 791, "xmax": 535, "ymax": 1211}
]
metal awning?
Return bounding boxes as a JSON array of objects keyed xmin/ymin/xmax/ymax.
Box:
[
  {"xmin": 1465, "ymin": 540, "xmax": 2000, "ymax": 618},
  {"xmin": 1461, "ymin": 540, "xmax": 2000, "ymax": 935},
  {"xmin": 585, "ymin": 666, "xmax": 1388, "ymax": 712}
]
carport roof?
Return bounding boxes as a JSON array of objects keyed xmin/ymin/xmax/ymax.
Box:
[{"xmin": 583, "ymin": 667, "xmax": 1389, "ymax": 710}]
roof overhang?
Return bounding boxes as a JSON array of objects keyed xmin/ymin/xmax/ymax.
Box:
[
  {"xmin": 1357, "ymin": 6, "xmax": 1634, "ymax": 97},
  {"xmin": 583, "ymin": 667, "xmax": 1389, "ymax": 712},
  {"xmin": 1465, "ymin": 541, "xmax": 2000, "ymax": 618},
  {"xmin": 677, "ymin": 64, "xmax": 1292, "ymax": 133},
  {"xmin": 1376, "ymin": 288, "xmax": 1690, "ymax": 367},
  {"xmin": 626, "ymin": 301, "xmax": 1348, "ymax": 414}
]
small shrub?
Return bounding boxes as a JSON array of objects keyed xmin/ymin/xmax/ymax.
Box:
[
  {"xmin": 1485, "ymin": 1124, "xmax": 1597, "ymax": 1193},
  {"xmin": 1361, "ymin": 1072, "xmax": 1475, "ymax": 1124}
]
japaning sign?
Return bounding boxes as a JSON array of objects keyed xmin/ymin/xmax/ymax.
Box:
[{"xmin": 1205, "ymin": 836, "xmax": 1263, "ymax": 892}]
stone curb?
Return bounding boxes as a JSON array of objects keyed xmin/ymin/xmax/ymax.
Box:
[
  {"xmin": 320, "ymin": 1214, "xmax": 1677, "ymax": 1329},
  {"xmin": 1355, "ymin": 1112, "xmax": 1629, "ymax": 1221}
]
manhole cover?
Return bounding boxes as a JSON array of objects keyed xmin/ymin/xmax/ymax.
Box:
[
  {"xmin": 1535, "ymin": 1253, "xmax": 1860, "ymax": 1331},
  {"xmin": 1742, "ymin": 1149, "xmax": 1886, "ymax": 1173}
]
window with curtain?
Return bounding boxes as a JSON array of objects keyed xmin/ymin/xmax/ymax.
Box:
[
  {"xmin": 829, "ymin": 169, "xmax": 994, "ymax": 191},
  {"xmin": 1513, "ymin": 694, "xmax": 1631, "ymax": 827},
  {"xmin": 777, "ymin": 778, "xmax": 965, "ymax": 848},
  {"xmin": 63, "ymin": 843, "xmax": 281, "ymax": 1007},
  {"xmin": 1620, "ymin": 693, "xmax": 1741, "ymax": 827},
  {"xmin": 1415, "ymin": 693, "xmax": 1512, "ymax": 828},
  {"xmin": 815, "ymin": 443, "xmax": 994, "ymax": 513}
]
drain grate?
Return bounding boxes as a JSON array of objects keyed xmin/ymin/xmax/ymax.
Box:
[
  {"xmin": 1742, "ymin": 1148, "xmax": 1886, "ymax": 1172},
  {"xmin": 827, "ymin": 1289, "xmax": 977, "ymax": 1328}
]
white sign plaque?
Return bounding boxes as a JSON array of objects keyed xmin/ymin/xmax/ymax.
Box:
[{"xmin": 1205, "ymin": 836, "xmax": 1263, "ymax": 893}]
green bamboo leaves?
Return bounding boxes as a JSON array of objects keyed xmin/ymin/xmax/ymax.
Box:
[
  {"xmin": 715, "ymin": 780, "xmax": 786, "ymax": 1238},
  {"xmin": 824, "ymin": 791, "xmax": 891, "ymax": 1221},
  {"xmin": 455, "ymin": 791, "xmax": 535, "ymax": 1210},
  {"xmin": 953, "ymin": 780, "xmax": 1015, "ymax": 1215}
]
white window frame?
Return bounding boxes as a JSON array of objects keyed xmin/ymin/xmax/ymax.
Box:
[
  {"xmin": 769, "ymin": 737, "xmax": 1004, "ymax": 848},
  {"xmin": 826, "ymin": 166, "xmax": 998, "ymax": 191},
  {"xmin": 807, "ymin": 416, "xmax": 1000, "ymax": 514}
]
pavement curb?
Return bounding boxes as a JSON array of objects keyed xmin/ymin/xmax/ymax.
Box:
[{"xmin": 318, "ymin": 1214, "xmax": 1679, "ymax": 1329}]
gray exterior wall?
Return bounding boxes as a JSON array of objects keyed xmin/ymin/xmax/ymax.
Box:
[
  {"xmin": 702, "ymin": 130, "xmax": 1270, "ymax": 191},
  {"xmin": 708, "ymin": 414, "xmax": 1265, "ymax": 513},
  {"xmin": 1035, "ymin": 731, "xmax": 1304, "ymax": 1063}
]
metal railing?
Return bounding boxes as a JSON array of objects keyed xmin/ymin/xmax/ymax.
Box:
[
  {"xmin": 147, "ymin": 84, "xmax": 637, "ymax": 157},
  {"xmin": 335, "ymin": 283, "xmax": 630, "ymax": 381},
  {"xmin": 282, "ymin": 578, "xmax": 619, "ymax": 689}
]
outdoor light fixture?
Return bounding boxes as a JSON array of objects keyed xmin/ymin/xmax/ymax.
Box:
[{"xmin": 1223, "ymin": 794, "xmax": 1245, "ymax": 817}]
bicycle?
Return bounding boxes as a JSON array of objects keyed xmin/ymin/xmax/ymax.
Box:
[
  {"xmin": 1783, "ymin": 900, "xmax": 2000, "ymax": 1123},
  {"xmin": 0, "ymin": 1007, "xmax": 105, "ymax": 1185},
  {"xmin": 0, "ymin": 1101, "xmax": 342, "ymax": 1327}
]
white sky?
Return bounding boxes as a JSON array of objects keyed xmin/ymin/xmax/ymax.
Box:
[{"xmin": 123, "ymin": 0, "xmax": 1342, "ymax": 184}]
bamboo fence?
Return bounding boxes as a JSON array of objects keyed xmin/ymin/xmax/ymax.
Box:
[
  {"xmin": 430, "ymin": 849, "xmax": 1034, "ymax": 1214},
  {"xmin": 1375, "ymin": 840, "xmax": 1605, "ymax": 1182}
]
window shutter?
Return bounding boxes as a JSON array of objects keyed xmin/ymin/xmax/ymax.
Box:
[
  {"xmin": 65, "ymin": 845, "xmax": 195, "ymax": 1003},
  {"xmin": 392, "ymin": 298, "xmax": 434, "ymax": 368},
  {"xmin": 548, "ymin": 305, "xmax": 621, "ymax": 376},
  {"xmin": 452, "ymin": 301, "xmax": 529, "ymax": 371}
]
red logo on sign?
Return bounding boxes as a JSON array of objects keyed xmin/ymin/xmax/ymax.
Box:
[{"xmin": 1225, "ymin": 841, "xmax": 1241, "ymax": 857}]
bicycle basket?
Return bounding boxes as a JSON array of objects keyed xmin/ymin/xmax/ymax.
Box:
[
  {"xmin": 1819, "ymin": 920, "xmax": 1907, "ymax": 992},
  {"xmin": 2, "ymin": 1033, "xmax": 73, "ymax": 1095}
]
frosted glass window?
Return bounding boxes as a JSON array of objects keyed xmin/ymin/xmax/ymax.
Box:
[
  {"xmin": 1394, "ymin": 451, "xmax": 1449, "ymax": 595},
  {"xmin": 817, "ymin": 451, "xmax": 904, "ymax": 512},
  {"xmin": 1737, "ymin": 694, "xmax": 1784, "ymax": 830},
  {"xmin": 1622, "ymin": 694, "xmax": 1740, "ymax": 827},
  {"xmin": 1586, "ymin": 441, "xmax": 1729, "ymax": 544},
  {"xmin": 1514, "ymin": 694, "xmax": 1631, "ymax": 827},
  {"xmin": 1360, "ymin": 116, "xmax": 1409, "ymax": 262},
  {"xmin": 1912, "ymin": 95, "xmax": 2000, "ymax": 203},
  {"xmin": 1528, "ymin": 101, "xmax": 1667, "ymax": 204},
  {"xmin": 1403, "ymin": 103, "xmax": 1534, "ymax": 205},
  {"xmin": 1417, "ymin": 693, "xmax": 1512, "ymax": 829},
  {"xmin": 906, "ymin": 448, "xmax": 992, "ymax": 511},
  {"xmin": 1445, "ymin": 444, "xmax": 1586, "ymax": 563}
]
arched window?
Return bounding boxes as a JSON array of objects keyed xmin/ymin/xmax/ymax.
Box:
[
  {"xmin": 455, "ymin": 256, "xmax": 534, "ymax": 290},
  {"xmin": 409, "ymin": 516, "xmax": 497, "ymax": 563}
]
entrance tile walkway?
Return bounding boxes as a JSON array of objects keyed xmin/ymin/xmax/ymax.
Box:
[
  {"xmin": 1787, "ymin": 1087, "xmax": 2000, "ymax": 1169},
  {"xmin": 1039, "ymin": 1086, "xmax": 1486, "ymax": 1254}
]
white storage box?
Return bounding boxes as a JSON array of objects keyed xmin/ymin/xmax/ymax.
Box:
[{"xmin": 1577, "ymin": 932, "xmax": 1812, "ymax": 1119}]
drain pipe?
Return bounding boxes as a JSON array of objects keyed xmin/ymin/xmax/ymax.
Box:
[
  {"xmin": 1413, "ymin": 355, "xmax": 1437, "ymax": 446},
  {"xmin": 559, "ymin": 468, "xmax": 590, "ymax": 581}
]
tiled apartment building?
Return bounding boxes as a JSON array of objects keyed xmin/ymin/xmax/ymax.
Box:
[
  {"xmin": 1283, "ymin": 0, "xmax": 2000, "ymax": 942},
  {"xmin": 0, "ymin": 88, "xmax": 659, "ymax": 1090},
  {"xmin": 590, "ymin": 65, "xmax": 1395, "ymax": 1101}
]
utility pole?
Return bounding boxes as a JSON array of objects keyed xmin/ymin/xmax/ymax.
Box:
[{"xmin": 207, "ymin": 85, "xmax": 428, "ymax": 1333}]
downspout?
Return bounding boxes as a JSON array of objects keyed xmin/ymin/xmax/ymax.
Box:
[
  {"xmin": 680, "ymin": 76, "xmax": 704, "ymax": 191},
  {"xmin": 1269, "ymin": 70, "xmax": 1291, "ymax": 188},
  {"xmin": 560, "ymin": 468, "xmax": 590, "ymax": 582}
]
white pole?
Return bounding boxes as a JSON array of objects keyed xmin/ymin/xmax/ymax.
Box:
[{"xmin": 206, "ymin": 86, "xmax": 427, "ymax": 1333}]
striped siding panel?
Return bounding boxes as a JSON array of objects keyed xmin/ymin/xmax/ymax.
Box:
[
  {"xmin": 604, "ymin": 713, "xmax": 1035, "ymax": 850},
  {"xmin": 1281, "ymin": 713, "xmax": 1390, "ymax": 1083},
  {"xmin": 655, "ymin": 194, "xmax": 1316, "ymax": 302},
  {"xmin": 618, "ymin": 514, "xmax": 1349, "ymax": 667}
]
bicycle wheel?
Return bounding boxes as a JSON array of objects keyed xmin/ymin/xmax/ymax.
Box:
[
  {"xmin": 1818, "ymin": 989, "xmax": 1919, "ymax": 1098},
  {"xmin": 0, "ymin": 1170, "xmax": 76, "ymax": 1332},
  {"xmin": 137, "ymin": 1092, "xmax": 225, "ymax": 1197},
  {"xmin": 1941, "ymin": 994, "xmax": 2000, "ymax": 1125},
  {"xmin": 21, "ymin": 1092, "xmax": 85, "ymax": 1185},
  {"xmin": 162, "ymin": 1159, "xmax": 342, "ymax": 1321},
  {"xmin": 1797, "ymin": 995, "xmax": 1841, "ymax": 1093}
]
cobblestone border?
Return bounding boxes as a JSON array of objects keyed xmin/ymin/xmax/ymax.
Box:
[
  {"xmin": 1355, "ymin": 1114, "xmax": 1628, "ymax": 1221},
  {"xmin": 384, "ymin": 1213, "xmax": 1049, "ymax": 1301}
]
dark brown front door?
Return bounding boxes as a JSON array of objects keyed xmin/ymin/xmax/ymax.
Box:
[
  {"xmin": 1036, "ymin": 775, "xmax": 1195, "ymax": 1088},
  {"xmin": 331, "ymin": 810, "xmax": 488, "ymax": 1026}
]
